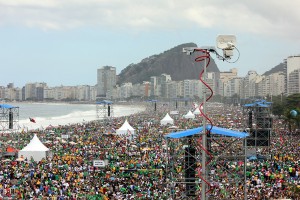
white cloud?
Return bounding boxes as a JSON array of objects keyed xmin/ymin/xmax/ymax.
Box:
[{"xmin": 0, "ymin": 0, "xmax": 299, "ymax": 40}]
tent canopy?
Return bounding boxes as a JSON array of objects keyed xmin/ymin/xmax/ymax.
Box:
[
  {"xmin": 20, "ymin": 134, "xmax": 49, "ymax": 151},
  {"xmin": 96, "ymin": 100, "xmax": 113, "ymax": 105},
  {"xmin": 0, "ymin": 104, "xmax": 19, "ymax": 109},
  {"xmin": 160, "ymin": 113, "xmax": 174, "ymax": 125},
  {"xmin": 165, "ymin": 125, "xmax": 249, "ymax": 139},
  {"xmin": 193, "ymin": 107, "xmax": 201, "ymax": 115},
  {"xmin": 243, "ymin": 99, "xmax": 272, "ymax": 108},
  {"xmin": 116, "ymin": 120, "xmax": 135, "ymax": 135},
  {"xmin": 19, "ymin": 134, "xmax": 50, "ymax": 162},
  {"xmin": 184, "ymin": 110, "xmax": 195, "ymax": 119}
]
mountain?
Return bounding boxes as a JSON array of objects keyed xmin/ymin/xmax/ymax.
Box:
[
  {"xmin": 117, "ymin": 43, "xmax": 220, "ymax": 85},
  {"xmin": 263, "ymin": 62, "xmax": 286, "ymax": 76}
]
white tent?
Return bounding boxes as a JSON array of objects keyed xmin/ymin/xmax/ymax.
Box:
[
  {"xmin": 184, "ymin": 110, "xmax": 195, "ymax": 119},
  {"xmin": 116, "ymin": 120, "xmax": 135, "ymax": 135},
  {"xmin": 18, "ymin": 134, "xmax": 50, "ymax": 162},
  {"xmin": 193, "ymin": 106, "xmax": 203, "ymax": 115},
  {"xmin": 193, "ymin": 107, "xmax": 201, "ymax": 115},
  {"xmin": 160, "ymin": 113, "xmax": 174, "ymax": 125}
]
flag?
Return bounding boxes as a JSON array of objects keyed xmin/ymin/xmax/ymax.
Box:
[
  {"xmin": 29, "ymin": 117, "xmax": 36, "ymax": 123},
  {"xmin": 280, "ymin": 136, "xmax": 284, "ymax": 145}
]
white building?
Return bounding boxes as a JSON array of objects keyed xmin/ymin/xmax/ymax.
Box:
[
  {"xmin": 76, "ymin": 85, "xmax": 91, "ymax": 101},
  {"xmin": 269, "ymin": 72, "xmax": 285, "ymax": 96},
  {"xmin": 228, "ymin": 77, "xmax": 242, "ymax": 97},
  {"xmin": 183, "ymin": 80, "xmax": 203, "ymax": 99},
  {"xmin": 24, "ymin": 82, "xmax": 47, "ymax": 101},
  {"xmin": 241, "ymin": 71, "xmax": 261, "ymax": 99},
  {"xmin": 288, "ymin": 69, "xmax": 300, "ymax": 95},
  {"xmin": 97, "ymin": 66, "xmax": 117, "ymax": 98},
  {"xmin": 287, "ymin": 55, "xmax": 300, "ymax": 95},
  {"xmin": 120, "ymin": 83, "xmax": 132, "ymax": 99}
]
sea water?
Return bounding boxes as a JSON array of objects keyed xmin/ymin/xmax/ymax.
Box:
[{"xmin": 7, "ymin": 102, "xmax": 145, "ymax": 130}]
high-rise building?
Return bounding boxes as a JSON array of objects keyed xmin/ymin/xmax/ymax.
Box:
[
  {"xmin": 24, "ymin": 82, "xmax": 47, "ymax": 101},
  {"xmin": 97, "ymin": 66, "xmax": 116, "ymax": 98},
  {"xmin": 150, "ymin": 76, "xmax": 159, "ymax": 97},
  {"xmin": 269, "ymin": 72, "xmax": 285, "ymax": 97},
  {"xmin": 288, "ymin": 69, "xmax": 300, "ymax": 95},
  {"xmin": 219, "ymin": 68, "xmax": 238, "ymax": 96},
  {"xmin": 241, "ymin": 71, "xmax": 261, "ymax": 99},
  {"xmin": 287, "ymin": 55, "xmax": 300, "ymax": 95},
  {"xmin": 160, "ymin": 74, "xmax": 172, "ymax": 98},
  {"xmin": 183, "ymin": 80, "xmax": 203, "ymax": 99}
]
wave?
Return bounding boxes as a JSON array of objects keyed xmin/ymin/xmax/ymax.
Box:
[{"xmin": 17, "ymin": 104, "xmax": 145, "ymax": 130}]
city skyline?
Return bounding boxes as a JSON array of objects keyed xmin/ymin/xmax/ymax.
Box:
[{"xmin": 0, "ymin": 1, "xmax": 299, "ymax": 88}]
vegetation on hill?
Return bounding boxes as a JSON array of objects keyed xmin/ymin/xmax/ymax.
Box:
[{"xmin": 117, "ymin": 43, "xmax": 220, "ymax": 85}]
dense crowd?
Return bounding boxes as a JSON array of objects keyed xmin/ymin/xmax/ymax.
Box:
[{"xmin": 0, "ymin": 102, "xmax": 299, "ymax": 199}]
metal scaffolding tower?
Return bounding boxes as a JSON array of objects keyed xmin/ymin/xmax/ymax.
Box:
[
  {"xmin": 243, "ymin": 99, "xmax": 272, "ymax": 149},
  {"xmin": 165, "ymin": 125, "xmax": 248, "ymax": 199},
  {"xmin": 0, "ymin": 104, "xmax": 19, "ymax": 132},
  {"xmin": 96, "ymin": 100, "xmax": 113, "ymax": 121}
]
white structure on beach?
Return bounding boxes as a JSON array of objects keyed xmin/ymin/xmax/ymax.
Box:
[
  {"xmin": 160, "ymin": 113, "xmax": 174, "ymax": 125},
  {"xmin": 184, "ymin": 110, "xmax": 195, "ymax": 119},
  {"xmin": 19, "ymin": 134, "xmax": 50, "ymax": 162},
  {"xmin": 116, "ymin": 120, "xmax": 135, "ymax": 135}
]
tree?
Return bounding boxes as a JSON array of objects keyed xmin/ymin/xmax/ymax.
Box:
[{"xmin": 281, "ymin": 93, "xmax": 300, "ymax": 131}]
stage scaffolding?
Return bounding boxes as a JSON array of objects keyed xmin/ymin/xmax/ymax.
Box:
[
  {"xmin": 0, "ymin": 104, "xmax": 19, "ymax": 132},
  {"xmin": 243, "ymin": 100, "xmax": 273, "ymax": 156},
  {"xmin": 96, "ymin": 100, "xmax": 113, "ymax": 121},
  {"xmin": 165, "ymin": 127, "xmax": 248, "ymax": 199}
]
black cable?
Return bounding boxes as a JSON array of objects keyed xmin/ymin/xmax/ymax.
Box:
[{"xmin": 213, "ymin": 47, "xmax": 240, "ymax": 63}]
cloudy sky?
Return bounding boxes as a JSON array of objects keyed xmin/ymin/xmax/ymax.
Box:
[{"xmin": 0, "ymin": 0, "xmax": 299, "ymax": 87}]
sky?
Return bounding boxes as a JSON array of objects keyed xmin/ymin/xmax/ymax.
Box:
[{"xmin": 0, "ymin": 0, "xmax": 300, "ymax": 88}]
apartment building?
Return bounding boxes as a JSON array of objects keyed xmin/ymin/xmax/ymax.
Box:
[
  {"xmin": 287, "ymin": 55, "xmax": 300, "ymax": 95},
  {"xmin": 97, "ymin": 66, "xmax": 117, "ymax": 98}
]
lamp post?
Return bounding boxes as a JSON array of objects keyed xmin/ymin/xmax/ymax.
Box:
[
  {"xmin": 201, "ymin": 56, "xmax": 208, "ymax": 200},
  {"xmin": 182, "ymin": 35, "xmax": 238, "ymax": 199}
]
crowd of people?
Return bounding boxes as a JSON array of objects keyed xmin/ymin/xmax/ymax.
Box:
[{"xmin": 0, "ymin": 102, "xmax": 299, "ymax": 199}]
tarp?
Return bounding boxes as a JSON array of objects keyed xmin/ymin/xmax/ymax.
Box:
[
  {"xmin": 160, "ymin": 113, "xmax": 174, "ymax": 125},
  {"xmin": 116, "ymin": 120, "xmax": 135, "ymax": 135},
  {"xmin": 6, "ymin": 146, "xmax": 18, "ymax": 153},
  {"xmin": 96, "ymin": 100, "xmax": 113, "ymax": 105},
  {"xmin": 165, "ymin": 125, "xmax": 249, "ymax": 139},
  {"xmin": 243, "ymin": 99, "xmax": 272, "ymax": 108},
  {"xmin": 0, "ymin": 104, "xmax": 19, "ymax": 109},
  {"xmin": 19, "ymin": 134, "xmax": 50, "ymax": 162}
]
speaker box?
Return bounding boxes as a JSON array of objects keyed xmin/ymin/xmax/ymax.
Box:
[
  {"xmin": 108, "ymin": 105, "xmax": 111, "ymax": 117},
  {"xmin": 246, "ymin": 128, "xmax": 270, "ymax": 146},
  {"xmin": 185, "ymin": 147, "xmax": 196, "ymax": 196},
  {"xmin": 9, "ymin": 111, "xmax": 13, "ymax": 129}
]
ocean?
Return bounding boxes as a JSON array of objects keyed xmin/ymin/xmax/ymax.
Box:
[{"xmin": 6, "ymin": 102, "xmax": 145, "ymax": 130}]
